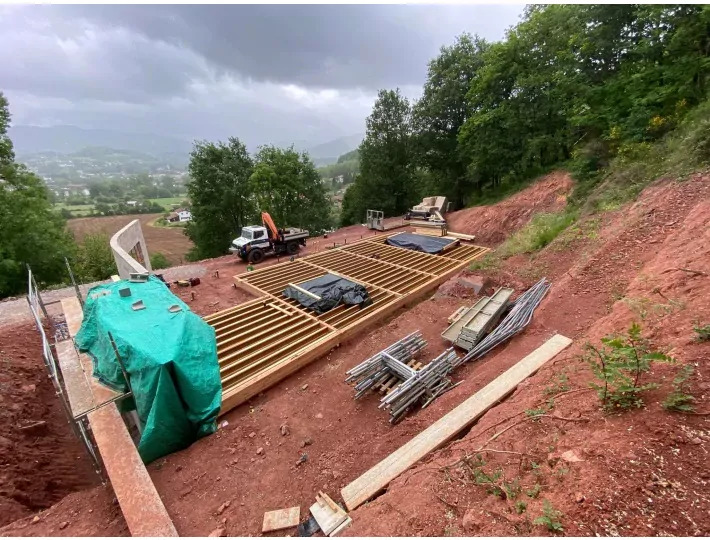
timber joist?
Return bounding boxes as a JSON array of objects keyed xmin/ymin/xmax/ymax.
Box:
[{"xmin": 210, "ymin": 232, "xmax": 490, "ymax": 415}]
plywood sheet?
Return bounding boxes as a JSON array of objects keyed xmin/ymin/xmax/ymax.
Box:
[{"xmin": 262, "ymin": 506, "xmax": 300, "ymax": 532}]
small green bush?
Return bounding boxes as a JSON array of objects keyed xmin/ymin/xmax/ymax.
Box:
[
  {"xmin": 662, "ymin": 364, "xmax": 696, "ymax": 413},
  {"xmin": 150, "ymin": 252, "xmax": 171, "ymax": 270},
  {"xmin": 533, "ymin": 500, "xmax": 564, "ymax": 532},
  {"xmin": 693, "ymin": 322, "xmax": 710, "ymax": 342},
  {"xmin": 584, "ymin": 322, "xmax": 674, "ymax": 411}
]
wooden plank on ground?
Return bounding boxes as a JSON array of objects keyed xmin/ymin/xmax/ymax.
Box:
[
  {"xmin": 340, "ymin": 334, "xmax": 573, "ymax": 511},
  {"xmin": 262, "ymin": 506, "xmax": 300, "ymax": 532}
]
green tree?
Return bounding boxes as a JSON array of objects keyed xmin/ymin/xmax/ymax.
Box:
[
  {"xmin": 251, "ymin": 145, "xmax": 332, "ymax": 234},
  {"xmin": 341, "ymin": 89, "xmax": 418, "ymax": 225},
  {"xmin": 412, "ymin": 33, "xmax": 489, "ymax": 208},
  {"xmin": 72, "ymin": 233, "xmax": 118, "ymax": 283},
  {"xmin": 0, "ymin": 92, "xmax": 13, "ymax": 167},
  {"xmin": 0, "ymin": 93, "xmax": 76, "ymax": 297},
  {"xmin": 185, "ymin": 138, "xmax": 257, "ymax": 259}
]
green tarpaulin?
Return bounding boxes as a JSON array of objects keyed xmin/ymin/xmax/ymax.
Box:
[{"xmin": 76, "ymin": 276, "xmax": 222, "ymax": 463}]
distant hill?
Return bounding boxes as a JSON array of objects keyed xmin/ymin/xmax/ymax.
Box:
[
  {"xmin": 9, "ymin": 125, "xmax": 193, "ymax": 158},
  {"xmin": 9, "ymin": 124, "xmax": 363, "ymax": 167},
  {"xmin": 305, "ymin": 134, "xmax": 363, "ymax": 165}
]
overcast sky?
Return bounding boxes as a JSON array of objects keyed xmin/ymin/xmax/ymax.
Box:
[{"xmin": 0, "ymin": 4, "xmax": 523, "ymax": 148}]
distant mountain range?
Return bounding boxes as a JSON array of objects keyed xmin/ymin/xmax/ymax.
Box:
[{"xmin": 9, "ymin": 125, "xmax": 362, "ymax": 166}]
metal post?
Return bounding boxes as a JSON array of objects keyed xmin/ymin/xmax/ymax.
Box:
[
  {"xmin": 107, "ymin": 332, "xmax": 142, "ymax": 435},
  {"xmin": 65, "ymin": 257, "xmax": 84, "ymax": 308}
]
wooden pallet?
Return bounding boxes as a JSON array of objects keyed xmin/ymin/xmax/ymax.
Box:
[{"xmin": 378, "ymin": 357, "xmax": 423, "ymax": 395}]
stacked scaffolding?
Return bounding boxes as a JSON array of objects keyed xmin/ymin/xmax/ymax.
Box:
[{"xmin": 346, "ymin": 332, "xmax": 460, "ymax": 423}]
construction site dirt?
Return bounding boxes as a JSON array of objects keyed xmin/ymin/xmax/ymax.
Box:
[{"xmin": 2, "ymin": 171, "xmax": 709, "ymax": 537}]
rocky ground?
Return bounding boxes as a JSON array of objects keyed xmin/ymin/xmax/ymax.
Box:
[{"xmin": 1, "ymin": 171, "xmax": 708, "ymax": 536}]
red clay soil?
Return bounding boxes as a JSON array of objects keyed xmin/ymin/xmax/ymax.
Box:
[
  {"xmin": 345, "ymin": 173, "xmax": 710, "ymax": 537},
  {"xmin": 4, "ymin": 171, "xmax": 709, "ymax": 537},
  {"xmin": 0, "ymin": 486, "xmax": 128, "ymax": 537},
  {"xmin": 0, "ymin": 322, "xmax": 103, "ymax": 527},
  {"xmin": 446, "ymin": 170, "xmax": 573, "ymax": 245}
]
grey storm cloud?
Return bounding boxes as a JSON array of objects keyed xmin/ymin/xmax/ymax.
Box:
[{"xmin": 0, "ymin": 4, "xmax": 523, "ymax": 147}]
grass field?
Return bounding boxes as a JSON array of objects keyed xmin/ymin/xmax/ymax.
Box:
[
  {"xmin": 67, "ymin": 214, "xmax": 193, "ymax": 265},
  {"xmin": 54, "ymin": 203, "xmax": 95, "ymax": 217},
  {"xmin": 147, "ymin": 197, "xmax": 187, "ymax": 209}
]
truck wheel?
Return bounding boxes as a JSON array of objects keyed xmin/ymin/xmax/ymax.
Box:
[
  {"xmin": 248, "ymin": 248, "xmax": 265, "ymax": 264},
  {"xmin": 286, "ymin": 241, "xmax": 299, "ymax": 255}
]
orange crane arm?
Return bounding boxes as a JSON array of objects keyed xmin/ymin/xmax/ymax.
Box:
[{"xmin": 261, "ymin": 212, "xmax": 280, "ymax": 240}]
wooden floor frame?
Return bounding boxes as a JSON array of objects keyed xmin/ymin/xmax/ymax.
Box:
[{"xmin": 206, "ymin": 232, "xmax": 489, "ymax": 415}]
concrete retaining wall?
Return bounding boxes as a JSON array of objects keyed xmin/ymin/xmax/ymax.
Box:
[{"xmin": 110, "ymin": 219, "xmax": 153, "ymax": 279}]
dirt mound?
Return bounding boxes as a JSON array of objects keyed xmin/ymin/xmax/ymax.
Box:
[
  {"xmin": 446, "ymin": 171, "xmax": 573, "ymax": 245},
  {"xmin": 345, "ymin": 173, "xmax": 710, "ymax": 537},
  {"xmin": 0, "ymin": 485, "xmax": 128, "ymax": 537},
  {"xmin": 0, "ymin": 323, "xmax": 100, "ymax": 527}
]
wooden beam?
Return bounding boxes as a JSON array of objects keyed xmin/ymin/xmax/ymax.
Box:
[
  {"xmin": 340, "ymin": 334, "xmax": 573, "ymax": 511},
  {"xmin": 447, "ymin": 231, "xmax": 476, "ymax": 241}
]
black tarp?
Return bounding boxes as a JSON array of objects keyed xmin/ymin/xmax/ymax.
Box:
[
  {"xmin": 385, "ymin": 233, "xmax": 455, "ymax": 254},
  {"xmin": 283, "ymin": 273, "xmax": 372, "ymax": 314}
]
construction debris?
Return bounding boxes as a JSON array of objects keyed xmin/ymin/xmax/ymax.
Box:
[
  {"xmin": 346, "ymin": 332, "xmax": 459, "ymax": 423},
  {"xmin": 309, "ymin": 492, "xmax": 351, "ymax": 537},
  {"xmin": 262, "ymin": 506, "xmax": 301, "ymax": 533}
]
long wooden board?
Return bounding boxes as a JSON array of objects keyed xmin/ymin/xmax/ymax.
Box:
[{"xmin": 340, "ymin": 333, "xmax": 573, "ymax": 511}]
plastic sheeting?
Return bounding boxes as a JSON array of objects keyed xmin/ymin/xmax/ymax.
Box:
[
  {"xmin": 75, "ymin": 276, "xmax": 222, "ymax": 464},
  {"xmin": 385, "ymin": 233, "xmax": 455, "ymax": 254},
  {"xmin": 283, "ymin": 273, "xmax": 372, "ymax": 314}
]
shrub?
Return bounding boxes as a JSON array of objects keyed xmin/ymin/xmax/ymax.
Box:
[
  {"xmin": 693, "ymin": 322, "xmax": 710, "ymax": 342},
  {"xmin": 533, "ymin": 500, "xmax": 563, "ymax": 532},
  {"xmin": 662, "ymin": 364, "xmax": 696, "ymax": 413},
  {"xmin": 72, "ymin": 233, "xmax": 117, "ymax": 282},
  {"xmin": 584, "ymin": 322, "xmax": 674, "ymax": 411},
  {"xmin": 150, "ymin": 252, "xmax": 171, "ymax": 270}
]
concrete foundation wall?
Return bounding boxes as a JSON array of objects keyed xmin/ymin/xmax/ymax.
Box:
[{"xmin": 110, "ymin": 219, "xmax": 152, "ymax": 279}]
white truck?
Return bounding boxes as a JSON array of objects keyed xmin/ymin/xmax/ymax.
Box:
[{"xmin": 229, "ymin": 212, "xmax": 309, "ymax": 264}]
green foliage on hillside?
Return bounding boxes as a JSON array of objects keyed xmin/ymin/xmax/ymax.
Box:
[
  {"xmin": 342, "ymin": 5, "xmax": 710, "ymax": 225},
  {"xmin": 337, "ymin": 149, "xmax": 359, "ymax": 164}
]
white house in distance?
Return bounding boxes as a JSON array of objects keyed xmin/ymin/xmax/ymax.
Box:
[{"xmin": 168, "ymin": 208, "xmax": 192, "ymax": 222}]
